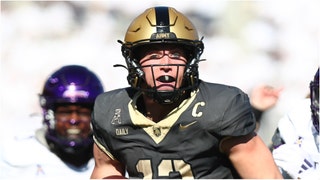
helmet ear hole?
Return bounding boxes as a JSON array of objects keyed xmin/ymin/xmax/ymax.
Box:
[
  {"xmin": 127, "ymin": 75, "xmax": 139, "ymax": 88},
  {"xmin": 43, "ymin": 109, "xmax": 55, "ymax": 130}
]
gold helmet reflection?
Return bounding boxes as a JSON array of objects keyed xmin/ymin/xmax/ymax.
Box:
[{"xmin": 123, "ymin": 6, "xmax": 201, "ymax": 47}]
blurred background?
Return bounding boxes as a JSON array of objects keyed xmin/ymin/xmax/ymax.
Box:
[{"xmin": 1, "ymin": 0, "xmax": 319, "ymax": 146}]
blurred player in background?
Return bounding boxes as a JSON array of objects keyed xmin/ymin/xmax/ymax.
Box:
[
  {"xmin": 272, "ymin": 68, "xmax": 319, "ymax": 179},
  {"xmin": 0, "ymin": 65, "xmax": 104, "ymax": 179}
]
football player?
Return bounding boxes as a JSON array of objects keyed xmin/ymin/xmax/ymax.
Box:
[
  {"xmin": 272, "ymin": 68, "xmax": 319, "ymax": 178},
  {"xmin": 0, "ymin": 65, "xmax": 104, "ymax": 178},
  {"xmin": 90, "ymin": 6, "xmax": 282, "ymax": 179}
]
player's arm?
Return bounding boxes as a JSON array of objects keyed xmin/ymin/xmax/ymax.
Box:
[
  {"xmin": 220, "ymin": 132, "xmax": 283, "ymax": 179},
  {"xmin": 90, "ymin": 142, "xmax": 126, "ymax": 179}
]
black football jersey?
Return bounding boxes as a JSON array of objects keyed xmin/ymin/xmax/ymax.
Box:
[{"xmin": 91, "ymin": 81, "xmax": 256, "ymax": 179}]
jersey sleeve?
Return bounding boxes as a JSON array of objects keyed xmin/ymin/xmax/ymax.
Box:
[
  {"xmin": 91, "ymin": 92, "xmax": 116, "ymax": 160},
  {"xmin": 91, "ymin": 88, "xmax": 136, "ymax": 161},
  {"xmin": 219, "ymin": 89, "xmax": 256, "ymax": 137}
]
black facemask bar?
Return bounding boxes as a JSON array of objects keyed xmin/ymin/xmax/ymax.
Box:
[{"xmin": 138, "ymin": 63, "xmax": 185, "ymax": 104}]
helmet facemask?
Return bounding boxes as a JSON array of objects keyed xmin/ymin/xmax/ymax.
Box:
[
  {"xmin": 121, "ymin": 42, "xmax": 203, "ymax": 104},
  {"xmin": 42, "ymin": 103, "xmax": 94, "ymax": 151},
  {"xmin": 310, "ymin": 68, "xmax": 319, "ymax": 133}
]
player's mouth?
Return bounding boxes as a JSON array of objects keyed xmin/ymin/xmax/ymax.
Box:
[
  {"xmin": 156, "ymin": 75, "xmax": 176, "ymax": 90},
  {"xmin": 65, "ymin": 128, "xmax": 83, "ymax": 140},
  {"xmin": 157, "ymin": 75, "xmax": 175, "ymax": 83},
  {"xmin": 67, "ymin": 128, "xmax": 81, "ymax": 135},
  {"xmin": 66, "ymin": 128, "xmax": 82, "ymax": 138}
]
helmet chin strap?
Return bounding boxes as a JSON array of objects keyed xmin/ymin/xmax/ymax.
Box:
[
  {"xmin": 142, "ymin": 79, "xmax": 192, "ymax": 105},
  {"xmin": 144, "ymin": 89, "xmax": 183, "ymax": 104},
  {"xmin": 45, "ymin": 133, "xmax": 93, "ymax": 169},
  {"xmin": 155, "ymin": 90, "xmax": 180, "ymax": 104}
]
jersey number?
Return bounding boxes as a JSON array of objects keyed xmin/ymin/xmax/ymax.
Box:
[{"xmin": 136, "ymin": 159, "xmax": 193, "ymax": 178}]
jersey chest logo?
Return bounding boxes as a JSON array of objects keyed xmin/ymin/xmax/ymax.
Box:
[
  {"xmin": 153, "ymin": 126, "xmax": 161, "ymax": 137},
  {"xmin": 179, "ymin": 121, "xmax": 197, "ymax": 130},
  {"xmin": 111, "ymin": 108, "xmax": 122, "ymax": 124}
]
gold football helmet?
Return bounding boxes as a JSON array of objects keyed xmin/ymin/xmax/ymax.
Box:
[
  {"xmin": 123, "ymin": 6, "xmax": 201, "ymax": 47},
  {"xmin": 118, "ymin": 6, "xmax": 204, "ymax": 104}
]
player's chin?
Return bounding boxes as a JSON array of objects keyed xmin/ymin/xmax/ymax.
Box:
[
  {"xmin": 156, "ymin": 84, "xmax": 176, "ymax": 91},
  {"xmin": 102, "ymin": 175, "xmax": 127, "ymax": 179}
]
